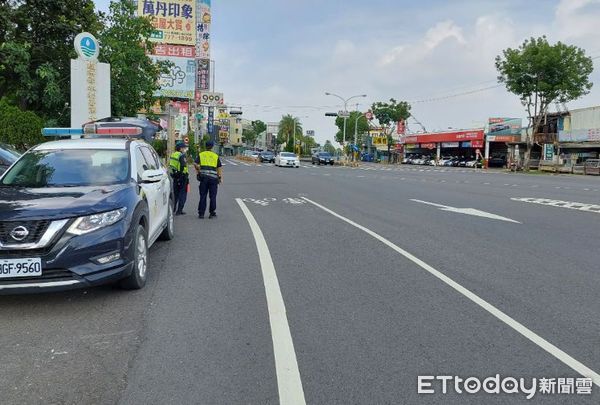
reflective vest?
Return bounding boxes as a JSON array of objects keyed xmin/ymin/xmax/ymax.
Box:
[
  {"xmin": 169, "ymin": 151, "xmax": 188, "ymax": 175},
  {"xmin": 198, "ymin": 150, "xmax": 219, "ymax": 179}
]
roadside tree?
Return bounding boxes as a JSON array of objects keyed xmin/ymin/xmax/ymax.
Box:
[
  {"xmin": 496, "ymin": 36, "xmax": 593, "ymax": 169},
  {"xmin": 277, "ymin": 114, "xmax": 302, "ymax": 152},
  {"xmin": 371, "ymin": 99, "xmax": 411, "ymax": 159},
  {"xmin": 0, "ymin": 0, "xmax": 103, "ymax": 125}
]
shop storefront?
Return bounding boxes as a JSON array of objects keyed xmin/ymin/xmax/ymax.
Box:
[
  {"xmin": 484, "ymin": 118, "xmax": 523, "ymax": 166},
  {"xmin": 400, "ymin": 129, "xmax": 485, "ymax": 161},
  {"xmin": 557, "ymin": 107, "xmax": 600, "ymax": 164}
]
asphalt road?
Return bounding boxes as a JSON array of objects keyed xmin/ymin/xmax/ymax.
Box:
[{"xmin": 0, "ymin": 160, "xmax": 598, "ymax": 404}]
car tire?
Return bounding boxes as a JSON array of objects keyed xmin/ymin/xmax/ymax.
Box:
[
  {"xmin": 120, "ymin": 224, "xmax": 148, "ymax": 290},
  {"xmin": 158, "ymin": 199, "xmax": 174, "ymax": 241},
  {"xmin": 312, "ymin": 161, "xmax": 315, "ymax": 165}
]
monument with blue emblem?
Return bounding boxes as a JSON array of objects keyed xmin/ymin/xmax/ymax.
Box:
[{"xmin": 70, "ymin": 32, "xmax": 111, "ymax": 131}]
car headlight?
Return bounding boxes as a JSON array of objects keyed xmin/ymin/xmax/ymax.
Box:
[{"xmin": 68, "ymin": 208, "xmax": 127, "ymax": 235}]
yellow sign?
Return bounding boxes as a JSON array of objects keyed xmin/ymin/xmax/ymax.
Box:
[
  {"xmin": 138, "ymin": 0, "xmax": 196, "ymax": 46},
  {"xmin": 372, "ymin": 136, "xmax": 387, "ymax": 145}
]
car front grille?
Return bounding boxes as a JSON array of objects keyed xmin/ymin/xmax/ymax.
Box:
[
  {"xmin": 0, "ymin": 220, "xmax": 51, "ymax": 245},
  {"xmin": 0, "ymin": 268, "xmax": 76, "ymax": 284}
]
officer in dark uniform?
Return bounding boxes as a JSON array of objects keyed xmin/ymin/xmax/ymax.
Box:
[
  {"xmin": 194, "ymin": 140, "xmax": 222, "ymax": 219},
  {"xmin": 169, "ymin": 142, "xmax": 189, "ymax": 215}
]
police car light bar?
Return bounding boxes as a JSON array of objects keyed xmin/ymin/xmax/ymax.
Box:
[
  {"xmin": 42, "ymin": 128, "xmax": 84, "ymax": 137},
  {"xmin": 83, "ymin": 124, "xmax": 143, "ymax": 136}
]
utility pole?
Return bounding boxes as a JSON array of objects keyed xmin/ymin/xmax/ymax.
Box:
[{"xmin": 166, "ymin": 104, "xmax": 179, "ymax": 163}]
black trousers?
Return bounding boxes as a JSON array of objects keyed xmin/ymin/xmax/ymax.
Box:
[
  {"xmin": 198, "ymin": 179, "xmax": 218, "ymax": 216},
  {"xmin": 172, "ymin": 175, "xmax": 188, "ymax": 213}
]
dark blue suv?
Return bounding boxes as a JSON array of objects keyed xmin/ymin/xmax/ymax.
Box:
[{"xmin": 0, "ymin": 137, "xmax": 174, "ymax": 294}]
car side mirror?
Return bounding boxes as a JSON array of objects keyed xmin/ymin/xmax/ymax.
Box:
[{"xmin": 140, "ymin": 169, "xmax": 163, "ymax": 183}]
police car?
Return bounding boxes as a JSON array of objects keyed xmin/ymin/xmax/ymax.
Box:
[{"xmin": 0, "ymin": 125, "xmax": 174, "ymax": 293}]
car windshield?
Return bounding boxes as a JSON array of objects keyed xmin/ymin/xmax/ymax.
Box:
[
  {"xmin": 318, "ymin": 153, "xmax": 331, "ymax": 157},
  {"xmin": 1, "ymin": 149, "xmax": 130, "ymax": 187},
  {"xmin": 280, "ymin": 152, "xmax": 295, "ymax": 157}
]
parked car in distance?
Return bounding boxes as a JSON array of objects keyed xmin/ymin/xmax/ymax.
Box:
[
  {"xmin": 465, "ymin": 159, "xmax": 483, "ymax": 168},
  {"xmin": 275, "ymin": 152, "xmax": 299, "ymax": 168},
  {"xmin": 259, "ymin": 151, "xmax": 275, "ymax": 163},
  {"xmin": 312, "ymin": 152, "xmax": 334, "ymax": 165},
  {"xmin": 0, "ymin": 144, "xmax": 20, "ymax": 175},
  {"xmin": 488, "ymin": 156, "xmax": 506, "ymax": 168}
]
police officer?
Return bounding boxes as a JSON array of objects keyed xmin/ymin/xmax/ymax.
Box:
[
  {"xmin": 194, "ymin": 140, "xmax": 222, "ymax": 219},
  {"xmin": 169, "ymin": 142, "xmax": 189, "ymax": 215}
]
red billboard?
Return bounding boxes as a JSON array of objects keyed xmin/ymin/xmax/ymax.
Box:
[{"xmin": 402, "ymin": 129, "xmax": 484, "ymax": 144}]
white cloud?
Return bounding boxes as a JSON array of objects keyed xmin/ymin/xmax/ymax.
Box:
[{"xmin": 216, "ymin": 1, "xmax": 600, "ymax": 145}]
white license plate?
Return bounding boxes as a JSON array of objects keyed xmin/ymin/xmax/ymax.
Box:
[{"xmin": 0, "ymin": 258, "xmax": 42, "ymax": 278}]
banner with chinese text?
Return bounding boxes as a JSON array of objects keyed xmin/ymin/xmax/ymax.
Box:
[{"xmin": 138, "ymin": 0, "xmax": 196, "ymax": 45}]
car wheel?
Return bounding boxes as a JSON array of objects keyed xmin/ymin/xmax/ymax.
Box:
[
  {"xmin": 120, "ymin": 224, "xmax": 148, "ymax": 290},
  {"xmin": 158, "ymin": 199, "xmax": 174, "ymax": 241},
  {"xmin": 312, "ymin": 161, "xmax": 315, "ymax": 165}
]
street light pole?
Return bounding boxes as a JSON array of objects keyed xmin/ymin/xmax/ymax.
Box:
[{"xmin": 325, "ymin": 92, "xmax": 367, "ymax": 161}]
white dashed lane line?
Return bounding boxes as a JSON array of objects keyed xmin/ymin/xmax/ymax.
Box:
[{"xmin": 511, "ymin": 197, "xmax": 600, "ymax": 214}]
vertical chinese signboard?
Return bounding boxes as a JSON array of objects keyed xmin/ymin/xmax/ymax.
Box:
[
  {"xmin": 196, "ymin": 0, "xmax": 211, "ymax": 59},
  {"xmin": 196, "ymin": 59, "xmax": 210, "ymax": 92},
  {"xmin": 196, "ymin": 0, "xmax": 211, "ymax": 99},
  {"xmin": 138, "ymin": 0, "xmax": 197, "ymax": 45},
  {"xmin": 71, "ymin": 32, "xmax": 111, "ymax": 128}
]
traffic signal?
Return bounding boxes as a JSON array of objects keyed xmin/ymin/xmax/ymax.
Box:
[{"xmin": 325, "ymin": 112, "xmax": 338, "ymax": 117}]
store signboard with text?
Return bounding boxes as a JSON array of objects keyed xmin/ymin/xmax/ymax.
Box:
[
  {"xmin": 152, "ymin": 55, "xmax": 196, "ymax": 98},
  {"xmin": 139, "ymin": 0, "xmax": 196, "ymax": 45}
]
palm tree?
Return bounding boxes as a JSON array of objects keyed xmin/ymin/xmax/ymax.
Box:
[{"xmin": 278, "ymin": 114, "xmax": 303, "ymax": 152}]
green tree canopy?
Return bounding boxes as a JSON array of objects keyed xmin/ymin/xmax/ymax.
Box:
[
  {"xmin": 242, "ymin": 128, "xmax": 257, "ymax": 147},
  {"xmin": 334, "ymin": 111, "xmax": 370, "ymax": 145},
  {"xmin": 98, "ymin": 0, "xmax": 170, "ymax": 117},
  {"xmin": 496, "ymin": 36, "xmax": 593, "ymax": 167},
  {"xmin": 371, "ymin": 98, "xmax": 411, "ymax": 154},
  {"xmin": 323, "ymin": 140, "xmax": 336, "ymax": 154},
  {"xmin": 251, "ymin": 119, "xmax": 267, "ymax": 135},
  {"xmin": 0, "ymin": 0, "xmax": 103, "ymax": 125}
]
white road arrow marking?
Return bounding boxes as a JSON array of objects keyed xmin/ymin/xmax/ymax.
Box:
[{"xmin": 410, "ymin": 199, "xmax": 521, "ymax": 223}]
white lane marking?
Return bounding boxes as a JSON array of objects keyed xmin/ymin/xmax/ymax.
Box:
[
  {"xmin": 410, "ymin": 199, "xmax": 520, "ymax": 223},
  {"xmin": 511, "ymin": 197, "xmax": 600, "ymax": 213},
  {"xmin": 301, "ymin": 197, "xmax": 600, "ymax": 387},
  {"xmin": 236, "ymin": 199, "xmax": 306, "ymax": 405}
]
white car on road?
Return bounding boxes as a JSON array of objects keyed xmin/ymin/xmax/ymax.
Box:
[{"xmin": 275, "ymin": 152, "xmax": 300, "ymax": 168}]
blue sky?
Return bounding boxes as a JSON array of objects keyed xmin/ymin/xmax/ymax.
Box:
[{"xmin": 95, "ymin": 0, "xmax": 600, "ymax": 144}]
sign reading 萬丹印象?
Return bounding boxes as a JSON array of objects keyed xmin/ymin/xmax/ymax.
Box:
[{"xmin": 138, "ymin": 0, "xmax": 196, "ymax": 46}]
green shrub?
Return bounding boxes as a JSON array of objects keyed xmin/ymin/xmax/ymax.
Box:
[{"xmin": 0, "ymin": 99, "xmax": 44, "ymax": 150}]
